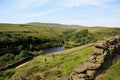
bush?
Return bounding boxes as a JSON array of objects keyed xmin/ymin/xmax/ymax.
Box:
[
  {"xmin": 18, "ymin": 45, "xmax": 24, "ymax": 51},
  {"xmin": 32, "ymin": 50, "xmax": 44, "ymax": 56},
  {"xmin": 52, "ymin": 54, "xmax": 55, "ymax": 58},
  {"xmin": 29, "ymin": 44, "xmax": 33, "ymax": 50},
  {"xmin": 19, "ymin": 50, "xmax": 33, "ymax": 58},
  {"xmin": 62, "ymin": 29, "xmax": 90, "ymax": 44},
  {"xmin": 14, "ymin": 55, "xmax": 20, "ymax": 60},
  {"xmin": 0, "ymin": 53, "xmax": 15, "ymax": 62}
]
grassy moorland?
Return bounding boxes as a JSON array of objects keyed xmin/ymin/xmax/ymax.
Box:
[
  {"xmin": 0, "ymin": 23, "xmax": 120, "ymax": 80},
  {"xmin": 1, "ymin": 43, "xmax": 94, "ymax": 80}
]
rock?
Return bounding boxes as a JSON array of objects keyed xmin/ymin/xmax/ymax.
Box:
[
  {"xmin": 95, "ymin": 41, "xmax": 107, "ymax": 49},
  {"xmin": 86, "ymin": 56, "xmax": 96, "ymax": 63},
  {"xmin": 108, "ymin": 45, "xmax": 115, "ymax": 51},
  {"xmin": 84, "ymin": 62, "xmax": 101, "ymax": 70},
  {"xmin": 91, "ymin": 52, "xmax": 101, "ymax": 55},
  {"xmin": 14, "ymin": 76, "xmax": 26, "ymax": 80},
  {"xmin": 115, "ymin": 35, "xmax": 120, "ymax": 42},
  {"xmin": 87, "ymin": 70, "xmax": 96, "ymax": 78},
  {"xmin": 72, "ymin": 63, "xmax": 87, "ymax": 74},
  {"xmin": 108, "ymin": 37, "xmax": 118, "ymax": 45},
  {"xmin": 94, "ymin": 48, "xmax": 104, "ymax": 55},
  {"xmin": 95, "ymin": 55, "xmax": 105, "ymax": 64},
  {"xmin": 77, "ymin": 74, "xmax": 88, "ymax": 78},
  {"xmin": 72, "ymin": 75, "xmax": 85, "ymax": 80},
  {"xmin": 59, "ymin": 76, "xmax": 72, "ymax": 80},
  {"xmin": 106, "ymin": 39, "xmax": 113, "ymax": 45},
  {"xmin": 72, "ymin": 74, "xmax": 88, "ymax": 80}
]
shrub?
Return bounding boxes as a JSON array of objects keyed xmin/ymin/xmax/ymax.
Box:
[
  {"xmin": 19, "ymin": 50, "xmax": 33, "ymax": 58},
  {"xmin": 0, "ymin": 53, "xmax": 15, "ymax": 62},
  {"xmin": 14, "ymin": 55, "xmax": 20, "ymax": 60},
  {"xmin": 18, "ymin": 45, "xmax": 24, "ymax": 51},
  {"xmin": 32, "ymin": 50, "xmax": 44, "ymax": 56},
  {"xmin": 52, "ymin": 54, "xmax": 55, "ymax": 58},
  {"xmin": 29, "ymin": 44, "xmax": 33, "ymax": 50}
]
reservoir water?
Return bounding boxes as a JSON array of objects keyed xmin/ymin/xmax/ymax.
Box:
[{"xmin": 43, "ymin": 46, "xmax": 64, "ymax": 54}]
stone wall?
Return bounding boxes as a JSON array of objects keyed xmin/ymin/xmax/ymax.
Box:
[{"xmin": 60, "ymin": 35, "xmax": 120, "ymax": 80}]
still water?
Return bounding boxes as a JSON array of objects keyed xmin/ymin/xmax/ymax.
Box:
[{"xmin": 43, "ymin": 46, "xmax": 64, "ymax": 54}]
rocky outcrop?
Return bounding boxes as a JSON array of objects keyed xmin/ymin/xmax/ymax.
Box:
[{"xmin": 60, "ymin": 35, "xmax": 120, "ymax": 80}]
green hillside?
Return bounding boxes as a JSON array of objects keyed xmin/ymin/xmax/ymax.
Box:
[{"xmin": 0, "ymin": 23, "xmax": 120, "ymax": 80}]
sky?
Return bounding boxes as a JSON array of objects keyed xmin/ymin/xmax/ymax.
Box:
[{"xmin": 0, "ymin": 0, "xmax": 120, "ymax": 27}]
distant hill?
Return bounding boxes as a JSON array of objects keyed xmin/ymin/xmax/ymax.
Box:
[{"xmin": 27, "ymin": 22, "xmax": 86, "ymax": 28}]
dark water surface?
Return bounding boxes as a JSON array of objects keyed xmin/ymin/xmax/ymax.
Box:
[{"xmin": 43, "ymin": 46, "xmax": 64, "ymax": 54}]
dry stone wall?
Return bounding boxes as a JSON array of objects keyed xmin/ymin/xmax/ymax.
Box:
[{"xmin": 60, "ymin": 35, "xmax": 120, "ymax": 80}]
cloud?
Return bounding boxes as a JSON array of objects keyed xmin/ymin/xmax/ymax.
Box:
[
  {"xmin": 17, "ymin": 0, "xmax": 53, "ymax": 9},
  {"xmin": 29, "ymin": 7, "xmax": 65, "ymax": 17},
  {"xmin": 29, "ymin": 0, "xmax": 115, "ymax": 17},
  {"xmin": 57, "ymin": 0, "xmax": 115, "ymax": 8}
]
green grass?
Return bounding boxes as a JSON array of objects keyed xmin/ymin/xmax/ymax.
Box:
[
  {"xmin": 0, "ymin": 69, "xmax": 15, "ymax": 80},
  {"xmin": 58, "ymin": 47, "xmax": 92, "ymax": 75},
  {"xmin": 95, "ymin": 56, "xmax": 120, "ymax": 80},
  {"xmin": 7, "ymin": 44, "xmax": 93, "ymax": 80}
]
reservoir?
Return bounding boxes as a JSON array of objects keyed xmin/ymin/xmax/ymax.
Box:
[{"xmin": 43, "ymin": 46, "xmax": 64, "ymax": 54}]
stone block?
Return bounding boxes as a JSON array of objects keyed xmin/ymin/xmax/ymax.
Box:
[
  {"xmin": 95, "ymin": 41, "xmax": 107, "ymax": 49},
  {"xmin": 87, "ymin": 70, "xmax": 96, "ymax": 78},
  {"xmin": 72, "ymin": 74, "xmax": 88, "ymax": 80},
  {"xmin": 86, "ymin": 56, "xmax": 96, "ymax": 63},
  {"xmin": 72, "ymin": 63, "xmax": 87, "ymax": 74},
  {"xmin": 95, "ymin": 55, "xmax": 105, "ymax": 64},
  {"xmin": 93, "ymin": 48, "xmax": 104, "ymax": 55},
  {"xmin": 59, "ymin": 76, "xmax": 72, "ymax": 80},
  {"xmin": 84, "ymin": 62, "xmax": 101, "ymax": 70}
]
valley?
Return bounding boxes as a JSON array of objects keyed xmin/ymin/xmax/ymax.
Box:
[{"xmin": 0, "ymin": 23, "xmax": 120, "ymax": 80}]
